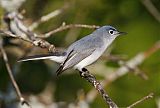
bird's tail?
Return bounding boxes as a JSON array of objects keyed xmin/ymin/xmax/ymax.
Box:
[{"xmin": 18, "ymin": 52, "xmax": 67, "ymax": 63}]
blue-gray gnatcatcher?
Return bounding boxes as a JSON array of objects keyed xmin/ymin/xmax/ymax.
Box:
[{"xmin": 18, "ymin": 25, "xmax": 126, "ymax": 75}]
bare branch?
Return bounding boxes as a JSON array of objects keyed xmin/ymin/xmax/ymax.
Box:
[
  {"xmin": 2, "ymin": 12, "xmax": 56, "ymax": 52},
  {"xmin": 2, "ymin": 12, "xmax": 99, "ymax": 52},
  {"xmin": 41, "ymin": 23, "xmax": 100, "ymax": 38},
  {"xmin": 86, "ymin": 41, "xmax": 160, "ymax": 104},
  {"xmin": 79, "ymin": 68, "xmax": 118, "ymax": 108},
  {"xmin": 120, "ymin": 61, "xmax": 148, "ymax": 80},
  {"xmin": 0, "ymin": 38, "xmax": 31, "ymax": 108},
  {"xmin": 127, "ymin": 93, "xmax": 154, "ymax": 108},
  {"xmin": 144, "ymin": 41, "xmax": 160, "ymax": 58},
  {"xmin": 29, "ymin": 5, "xmax": 69, "ymax": 30},
  {"xmin": 0, "ymin": 30, "xmax": 31, "ymax": 42},
  {"xmin": 100, "ymin": 54, "xmax": 127, "ymax": 61},
  {"xmin": 3, "ymin": 12, "xmax": 36, "ymax": 40},
  {"xmin": 0, "ymin": 30, "xmax": 56, "ymax": 52},
  {"xmin": 141, "ymin": 0, "xmax": 160, "ymax": 22}
]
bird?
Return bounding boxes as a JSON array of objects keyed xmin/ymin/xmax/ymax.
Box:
[{"xmin": 18, "ymin": 25, "xmax": 126, "ymax": 76}]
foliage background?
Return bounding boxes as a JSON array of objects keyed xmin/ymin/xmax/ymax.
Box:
[{"xmin": 0, "ymin": 0, "xmax": 160, "ymax": 108}]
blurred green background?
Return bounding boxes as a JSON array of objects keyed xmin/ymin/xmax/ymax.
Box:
[{"xmin": 0, "ymin": 0, "xmax": 160, "ymax": 108}]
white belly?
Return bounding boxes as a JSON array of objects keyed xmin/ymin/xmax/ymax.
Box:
[
  {"xmin": 74, "ymin": 47, "xmax": 105, "ymax": 71},
  {"xmin": 74, "ymin": 38, "xmax": 114, "ymax": 71}
]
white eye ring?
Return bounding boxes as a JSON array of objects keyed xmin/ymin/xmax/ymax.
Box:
[{"xmin": 109, "ymin": 30, "xmax": 114, "ymax": 35}]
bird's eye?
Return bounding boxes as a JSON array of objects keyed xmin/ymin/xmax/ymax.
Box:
[{"xmin": 109, "ymin": 30, "xmax": 114, "ymax": 35}]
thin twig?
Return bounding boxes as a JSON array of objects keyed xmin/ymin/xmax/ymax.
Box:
[
  {"xmin": 141, "ymin": 0, "xmax": 160, "ymax": 22},
  {"xmin": 0, "ymin": 30, "xmax": 56, "ymax": 52},
  {"xmin": 0, "ymin": 23, "xmax": 99, "ymax": 52},
  {"xmin": 41, "ymin": 23, "xmax": 100, "ymax": 38},
  {"xmin": 2, "ymin": 12, "xmax": 56, "ymax": 52},
  {"xmin": 121, "ymin": 62, "xmax": 148, "ymax": 80},
  {"xmin": 100, "ymin": 54, "xmax": 127, "ymax": 61},
  {"xmin": 29, "ymin": 5, "xmax": 68, "ymax": 30},
  {"xmin": 127, "ymin": 93, "xmax": 154, "ymax": 108},
  {"xmin": 0, "ymin": 39, "xmax": 31, "ymax": 108},
  {"xmin": 0, "ymin": 30, "xmax": 32, "ymax": 42},
  {"xmin": 79, "ymin": 68, "xmax": 118, "ymax": 108}
]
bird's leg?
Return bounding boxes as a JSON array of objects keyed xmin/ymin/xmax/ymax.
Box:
[{"xmin": 79, "ymin": 68, "xmax": 118, "ymax": 108}]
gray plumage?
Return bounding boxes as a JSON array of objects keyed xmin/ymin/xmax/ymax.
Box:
[{"xmin": 18, "ymin": 25, "xmax": 126, "ymax": 75}]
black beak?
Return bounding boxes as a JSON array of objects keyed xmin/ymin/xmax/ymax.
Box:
[{"xmin": 118, "ymin": 31, "xmax": 127, "ymax": 36}]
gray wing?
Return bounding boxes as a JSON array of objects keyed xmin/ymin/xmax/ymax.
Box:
[
  {"xmin": 56, "ymin": 48, "xmax": 95, "ymax": 76},
  {"xmin": 56, "ymin": 34, "xmax": 102, "ymax": 75},
  {"xmin": 63, "ymin": 35, "xmax": 100, "ymax": 69},
  {"xmin": 63, "ymin": 48, "xmax": 96, "ymax": 70}
]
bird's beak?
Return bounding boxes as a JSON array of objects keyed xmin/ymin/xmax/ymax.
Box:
[{"xmin": 117, "ymin": 31, "xmax": 127, "ymax": 36}]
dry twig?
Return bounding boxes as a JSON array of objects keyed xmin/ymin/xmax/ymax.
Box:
[
  {"xmin": 79, "ymin": 68, "xmax": 118, "ymax": 108},
  {"xmin": 142, "ymin": 0, "xmax": 160, "ymax": 22},
  {"xmin": 127, "ymin": 93, "xmax": 154, "ymax": 108},
  {"xmin": 29, "ymin": 5, "xmax": 68, "ymax": 30},
  {"xmin": 0, "ymin": 38, "xmax": 31, "ymax": 108},
  {"xmin": 0, "ymin": 23, "xmax": 99, "ymax": 52},
  {"xmin": 42, "ymin": 23, "xmax": 100, "ymax": 38},
  {"xmin": 80, "ymin": 68, "xmax": 118, "ymax": 108},
  {"xmin": 0, "ymin": 30, "xmax": 56, "ymax": 52}
]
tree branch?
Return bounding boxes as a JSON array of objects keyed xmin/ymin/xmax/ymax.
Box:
[
  {"xmin": 0, "ymin": 30, "xmax": 56, "ymax": 52},
  {"xmin": 127, "ymin": 93, "xmax": 154, "ymax": 108},
  {"xmin": 79, "ymin": 68, "xmax": 118, "ymax": 108},
  {"xmin": 0, "ymin": 24, "xmax": 99, "ymax": 52},
  {"xmin": 42, "ymin": 23, "xmax": 100, "ymax": 38},
  {"xmin": 29, "ymin": 5, "xmax": 69, "ymax": 30},
  {"xmin": 141, "ymin": 0, "xmax": 160, "ymax": 22},
  {"xmin": 0, "ymin": 38, "xmax": 31, "ymax": 108}
]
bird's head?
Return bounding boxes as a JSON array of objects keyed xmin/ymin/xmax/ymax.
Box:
[{"xmin": 95, "ymin": 25, "xmax": 127, "ymax": 40}]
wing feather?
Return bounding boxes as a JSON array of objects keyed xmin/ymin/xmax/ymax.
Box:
[{"xmin": 56, "ymin": 48, "xmax": 95, "ymax": 75}]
